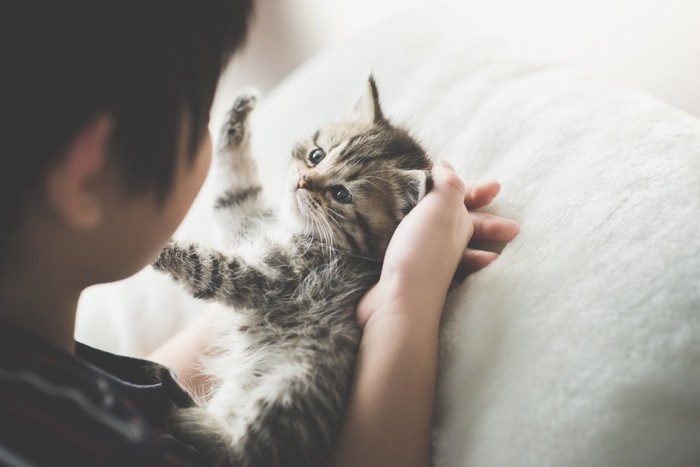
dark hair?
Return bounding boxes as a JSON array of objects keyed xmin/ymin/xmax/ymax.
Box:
[{"xmin": 0, "ymin": 1, "xmax": 254, "ymax": 256}]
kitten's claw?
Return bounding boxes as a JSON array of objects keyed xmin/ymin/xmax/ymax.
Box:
[{"xmin": 221, "ymin": 89, "xmax": 260, "ymax": 148}]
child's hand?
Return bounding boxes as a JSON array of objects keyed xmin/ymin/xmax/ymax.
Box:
[{"xmin": 356, "ymin": 161, "xmax": 519, "ymax": 329}]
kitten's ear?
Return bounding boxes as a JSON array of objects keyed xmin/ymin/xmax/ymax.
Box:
[
  {"xmin": 352, "ymin": 75, "xmax": 385, "ymax": 125},
  {"xmin": 396, "ymin": 169, "xmax": 433, "ymax": 212}
]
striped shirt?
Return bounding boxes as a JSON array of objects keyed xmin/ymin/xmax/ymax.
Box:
[{"xmin": 0, "ymin": 326, "xmax": 203, "ymax": 466}]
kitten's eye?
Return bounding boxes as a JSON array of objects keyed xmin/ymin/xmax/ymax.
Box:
[
  {"xmin": 331, "ymin": 186, "xmax": 352, "ymax": 204},
  {"xmin": 309, "ymin": 148, "xmax": 325, "ymax": 165}
]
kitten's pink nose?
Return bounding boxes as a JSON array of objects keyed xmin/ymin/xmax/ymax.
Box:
[{"xmin": 297, "ymin": 175, "xmax": 314, "ymax": 190}]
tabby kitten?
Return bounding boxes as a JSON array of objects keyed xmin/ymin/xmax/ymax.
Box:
[{"xmin": 153, "ymin": 76, "xmax": 433, "ymax": 467}]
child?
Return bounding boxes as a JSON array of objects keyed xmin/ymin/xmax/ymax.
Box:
[{"xmin": 0, "ymin": 2, "xmax": 519, "ymax": 466}]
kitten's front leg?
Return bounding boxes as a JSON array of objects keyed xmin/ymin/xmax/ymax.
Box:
[
  {"xmin": 153, "ymin": 241, "xmax": 287, "ymax": 311},
  {"xmin": 212, "ymin": 91, "xmax": 269, "ymax": 237}
]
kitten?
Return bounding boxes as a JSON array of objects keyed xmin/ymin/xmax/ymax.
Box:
[{"xmin": 153, "ymin": 76, "xmax": 433, "ymax": 467}]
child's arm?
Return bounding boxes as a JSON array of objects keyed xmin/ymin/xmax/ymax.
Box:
[{"xmin": 331, "ymin": 162, "xmax": 519, "ymax": 467}]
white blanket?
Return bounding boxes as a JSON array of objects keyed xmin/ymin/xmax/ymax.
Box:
[{"xmin": 77, "ymin": 4, "xmax": 700, "ymax": 466}]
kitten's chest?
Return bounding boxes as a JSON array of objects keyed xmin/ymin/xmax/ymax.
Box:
[{"xmin": 231, "ymin": 226, "xmax": 380, "ymax": 306}]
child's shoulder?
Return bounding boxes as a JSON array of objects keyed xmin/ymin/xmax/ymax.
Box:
[{"xmin": 0, "ymin": 325, "xmax": 199, "ymax": 466}]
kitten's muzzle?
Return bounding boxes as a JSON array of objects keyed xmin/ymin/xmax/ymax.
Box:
[{"xmin": 297, "ymin": 174, "xmax": 316, "ymax": 191}]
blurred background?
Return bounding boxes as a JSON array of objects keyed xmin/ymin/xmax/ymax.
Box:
[{"xmin": 216, "ymin": 0, "xmax": 700, "ymax": 118}]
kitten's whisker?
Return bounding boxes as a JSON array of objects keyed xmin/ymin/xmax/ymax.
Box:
[
  {"xmin": 327, "ymin": 206, "xmax": 348, "ymax": 222},
  {"xmin": 325, "ymin": 213, "xmax": 347, "ymax": 252},
  {"xmin": 326, "ymin": 213, "xmax": 344, "ymax": 232},
  {"xmin": 316, "ymin": 208, "xmax": 336, "ymax": 258},
  {"xmin": 319, "ymin": 207, "xmax": 340, "ymax": 257},
  {"xmin": 308, "ymin": 204, "xmax": 333, "ymax": 257},
  {"xmin": 318, "ymin": 213, "xmax": 338, "ymax": 257},
  {"xmin": 348, "ymin": 252, "xmax": 382, "ymax": 263}
]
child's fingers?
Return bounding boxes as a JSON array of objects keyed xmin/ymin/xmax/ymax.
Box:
[
  {"xmin": 470, "ymin": 211, "xmax": 520, "ymax": 242},
  {"xmin": 453, "ymin": 248, "xmax": 500, "ymax": 282},
  {"xmin": 464, "ymin": 180, "xmax": 501, "ymax": 210}
]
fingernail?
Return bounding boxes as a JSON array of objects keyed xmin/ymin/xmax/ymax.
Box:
[{"xmin": 437, "ymin": 159, "xmax": 454, "ymax": 169}]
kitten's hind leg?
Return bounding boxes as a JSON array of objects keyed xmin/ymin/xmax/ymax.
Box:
[
  {"xmin": 212, "ymin": 91, "xmax": 269, "ymax": 239},
  {"xmin": 169, "ymin": 406, "xmax": 238, "ymax": 467},
  {"xmin": 170, "ymin": 372, "xmax": 347, "ymax": 467}
]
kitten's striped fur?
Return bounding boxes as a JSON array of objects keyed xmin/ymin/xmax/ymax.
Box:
[{"xmin": 153, "ymin": 77, "xmax": 433, "ymax": 467}]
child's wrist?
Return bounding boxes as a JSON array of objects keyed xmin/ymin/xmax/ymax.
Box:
[
  {"xmin": 357, "ymin": 294, "xmax": 441, "ymax": 375},
  {"xmin": 357, "ymin": 275, "xmax": 446, "ymax": 332}
]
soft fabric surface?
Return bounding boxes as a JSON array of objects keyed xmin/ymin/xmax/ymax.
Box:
[{"xmin": 77, "ymin": 4, "xmax": 700, "ymax": 466}]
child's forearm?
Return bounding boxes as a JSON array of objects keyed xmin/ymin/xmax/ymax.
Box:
[{"xmin": 332, "ymin": 297, "xmax": 441, "ymax": 467}]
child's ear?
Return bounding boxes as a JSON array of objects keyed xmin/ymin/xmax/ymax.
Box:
[
  {"xmin": 351, "ymin": 74, "xmax": 385, "ymax": 125},
  {"xmin": 46, "ymin": 114, "xmax": 112, "ymax": 230}
]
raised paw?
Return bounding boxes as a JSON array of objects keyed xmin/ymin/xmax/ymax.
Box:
[
  {"xmin": 220, "ymin": 89, "xmax": 260, "ymax": 148},
  {"xmin": 153, "ymin": 241, "xmax": 186, "ymax": 276}
]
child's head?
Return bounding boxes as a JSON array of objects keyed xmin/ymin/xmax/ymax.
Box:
[{"xmin": 1, "ymin": 1, "xmax": 253, "ymax": 286}]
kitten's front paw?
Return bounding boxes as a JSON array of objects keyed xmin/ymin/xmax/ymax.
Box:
[
  {"xmin": 152, "ymin": 241, "xmax": 184, "ymax": 274},
  {"xmin": 221, "ymin": 89, "xmax": 260, "ymax": 148}
]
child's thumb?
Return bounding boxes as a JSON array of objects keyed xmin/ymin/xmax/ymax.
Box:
[{"xmin": 432, "ymin": 159, "xmax": 467, "ymax": 200}]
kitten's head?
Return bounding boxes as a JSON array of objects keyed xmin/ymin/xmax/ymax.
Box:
[{"xmin": 284, "ymin": 76, "xmax": 433, "ymax": 259}]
